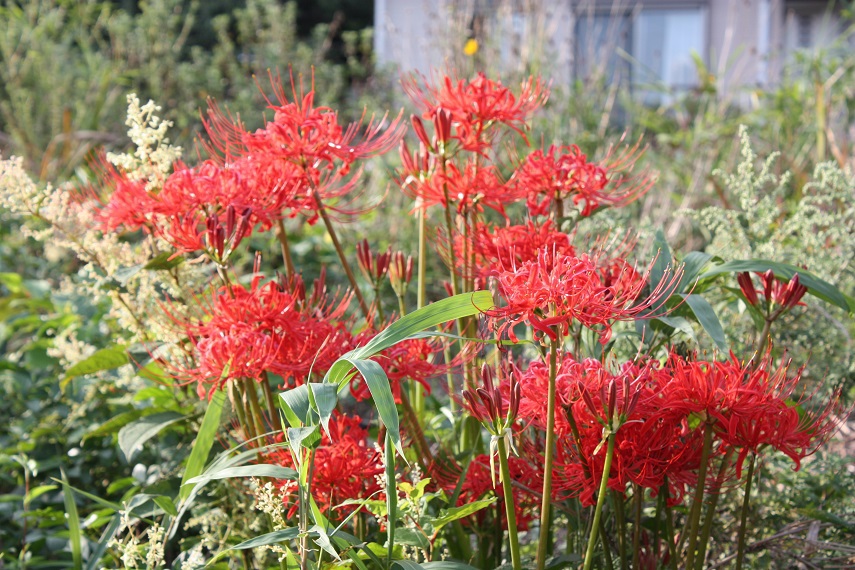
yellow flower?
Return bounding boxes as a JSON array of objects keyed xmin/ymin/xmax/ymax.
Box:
[{"xmin": 464, "ymin": 38, "xmax": 479, "ymax": 56}]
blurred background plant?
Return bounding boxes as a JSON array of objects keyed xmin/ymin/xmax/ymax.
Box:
[{"xmin": 0, "ymin": 0, "xmax": 853, "ymax": 568}]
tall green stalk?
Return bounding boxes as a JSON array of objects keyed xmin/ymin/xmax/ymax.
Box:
[
  {"xmin": 695, "ymin": 449, "xmax": 734, "ymax": 570},
  {"xmin": 535, "ymin": 338, "xmax": 558, "ymax": 570},
  {"xmin": 582, "ymin": 432, "xmax": 617, "ymax": 570},
  {"xmin": 684, "ymin": 422, "xmax": 715, "ymax": 569},
  {"xmin": 497, "ymin": 437, "xmax": 522, "ymax": 570},
  {"xmin": 734, "ymin": 453, "xmax": 757, "ymax": 570},
  {"xmin": 385, "ymin": 432, "xmax": 397, "ymax": 569}
]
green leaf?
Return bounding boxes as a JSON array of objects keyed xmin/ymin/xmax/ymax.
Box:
[
  {"xmin": 86, "ymin": 513, "xmax": 123, "ymax": 570},
  {"xmin": 144, "ymin": 251, "xmax": 184, "ymax": 270},
  {"xmin": 186, "ymin": 465, "xmax": 298, "ymax": 486},
  {"xmin": 280, "ymin": 384, "xmax": 312, "ymax": 428},
  {"xmin": 698, "ymin": 259, "xmax": 850, "ymax": 312},
  {"xmin": 652, "ymin": 316, "xmax": 697, "ymax": 343},
  {"xmin": 287, "ymin": 425, "xmax": 321, "ymax": 467},
  {"xmin": 60, "ymin": 469, "xmax": 82, "ymax": 570},
  {"xmin": 24, "ymin": 484, "xmax": 57, "ymax": 504},
  {"xmin": 680, "ymin": 294, "xmax": 729, "ymax": 352},
  {"xmin": 230, "ymin": 527, "xmax": 301, "ymax": 549},
  {"xmin": 354, "ymin": 358, "xmax": 402, "ymax": 455},
  {"xmin": 394, "ymin": 561, "xmax": 481, "ymax": 570},
  {"xmin": 432, "ymin": 498, "xmax": 497, "ymax": 531},
  {"xmin": 62, "ymin": 345, "xmax": 129, "ymax": 389},
  {"xmin": 178, "ymin": 390, "xmax": 226, "ymax": 501},
  {"xmin": 118, "ymin": 411, "xmax": 185, "ymax": 462},
  {"xmin": 83, "ymin": 409, "xmax": 147, "ymax": 441},
  {"xmin": 309, "ymin": 383, "xmax": 338, "ymax": 436},
  {"xmin": 677, "ymin": 251, "xmax": 714, "ymax": 292},
  {"xmin": 651, "ymin": 229, "xmax": 673, "ymax": 291},
  {"xmin": 153, "ymin": 496, "xmax": 178, "ymax": 517},
  {"xmin": 395, "ymin": 528, "xmax": 431, "ymax": 549}
]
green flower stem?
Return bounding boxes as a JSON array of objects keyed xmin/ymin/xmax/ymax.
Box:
[
  {"xmin": 310, "ymin": 188, "xmax": 370, "ymax": 319},
  {"xmin": 734, "ymin": 453, "xmax": 757, "ymax": 570},
  {"xmin": 684, "ymin": 422, "xmax": 715, "ymax": 570},
  {"xmin": 663, "ymin": 483, "xmax": 678, "ymax": 570},
  {"xmin": 261, "ymin": 372, "xmax": 282, "ymax": 432},
  {"xmin": 632, "ymin": 484, "xmax": 642, "ymax": 570},
  {"xmin": 385, "ymin": 432, "xmax": 397, "ymax": 569},
  {"xmin": 275, "ymin": 217, "xmax": 296, "ymax": 280},
  {"xmin": 497, "ymin": 436, "xmax": 522, "ymax": 570},
  {"xmin": 582, "ymin": 432, "xmax": 617, "ymax": 570},
  {"xmin": 229, "ymin": 380, "xmax": 252, "ymax": 442},
  {"xmin": 244, "ymin": 377, "xmax": 268, "ymax": 440},
  {"xmin": 535, "ymin": 337, "xmax": 559, "ymax": 570},
  {"xmin": 695, "ymin": 448, "xmax": 734, "ymax": 570},
  {"xmin": 598, "ymin": 517, "xmax": 615, "ymax": 570},
  {"xmin": 416, "ymin": 203, "xmax": 427, "ymax": 311},
  {"xmin": 612, "ymin": 491, "xmax": 628, "ymax": 570}
]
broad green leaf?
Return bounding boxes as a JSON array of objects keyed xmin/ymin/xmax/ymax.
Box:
[
  {"xmin": 153, "ymin": 496, "xmax": 177, "ymax": 517},
  {"xmin": 118, "ymin": 411, "xmax": 185, "ymax": 462},
  {"xmin": 652, "ymin": 316, "xmax": 697, "ymax": 343},
  {"xmin": 60, "ymin": 469, "xmax": 83, "ymax": 570},
  {"xmin": 24, "ymin": 484, "xmax": 57, "ymax": 504},
  {"xmin": 393, "ymin": 560, "xmax": 425, "ymax": 570},
  {"xmin": 677, "ymin": 251, "xmax": 714, "ymax": 292},
  {"xmin": 698, "ymin": 259, "xmax": 850, "ymax": 312},
  {"xmin": 83, "ymin": 409, "xmax": 147, "ymax": 441},
  {"xmin": 432, "ymin": 498, "xmax": 497, "ymax": 530},
  {"xmin": 280, "ymin": 384, "xmax": 312, "ymax": 428},
  {"xmin": 325, "ymin": 291, "xmax": 494, "ymax": 387},
  {"xmin": 310, "ymin": 523, "xmax": 341, "ymax": 561},
  {"xmin": 355, "ymin": 358, "xmax": 402, "ymax": 455},
  {"xmin": 287, "ymin": 426, "xmax": 320, "ymax": 466},
  {"xmin": 62, "ymin": 345, "xmax": 129, "ymax": 389},
  {"xmin": 651, "ymin": 229, "xmax": 672, "ymax": 291},
  {"xmin": 178, "ymin": 390, "xmax": 226, "ymax": 501},
  {"xmin": 309, "ymin": 383, "xmax": 338, "ymax": 436},
  {"xmin": 185, "ymin": 465, "xmax": 298, "ymax": 486},
  {"xmin": 681, "ymin": 294, "xmax": 729, "ymax": 352},
  {"xmin": 395, "ymin": 528, "xmax": 430, "ymax": 549}
]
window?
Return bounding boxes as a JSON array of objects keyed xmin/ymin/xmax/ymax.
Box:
[
  {"xmin": 783, "ymin": 1, "xmax": 848, "ymax": 55},
  {"xmin": 575, "ymin": 3, "xmax": 708, "ymax": 105}
]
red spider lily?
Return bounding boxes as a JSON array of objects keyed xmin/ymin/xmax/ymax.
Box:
[
  {"xmin": 466, "ymin": 220, "xmax": 575, "ymax": 280},
  {"xmin": 265, "ymin": 412, "xmax": 383, "ymax": 520},
  {"xmin": 652, "ymin": 351, "xmax": 843, "ymax": 477},
  {"xmin": 356, "ymin": 239, "xmax": 391, "ymax": 285},
  {"xmin": 490, "ymin": 247, "xmax": 673, "ymax": 344},
  {"xmin": 461, "ymin": 363, "xmax": 521, "ymax": 430},
  {"xmin": 404, "ymin": 71, "xmax": 549, "ymax": 152},
  {"xmin": 94, "ymin": 162, "xmax": 160, "ymax": 232},
  {"xmin": 387, "ymin": 251, "xmax": 414, "ymax": 297},
  {"xmin": 514, "ymin": 142, "xmax": 652, "ymax": 218},
  {"xmin": 404, "ymin": 158, "xmax": 521, "ymax": 215},
  {"xmin": 166, "ymin": 272, "xmax": 353, "ymax": 399},
  {"xmin": 350, "ymin": 324, "xmax": 445, "ymax": 403},
  {"xmin": 737, "ymin": 271, "xmax": 808, "ymax": 315}
]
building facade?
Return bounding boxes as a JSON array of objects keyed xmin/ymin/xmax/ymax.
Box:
[{"xmin": 374, "ymin": 0, "xmax": 849, "ymax": 101}]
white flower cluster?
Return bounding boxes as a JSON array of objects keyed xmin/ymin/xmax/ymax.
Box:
[
  {"xmin": 106, "ymin": 93, "xmax": 182, "ymax": 189},
  {"xmin": 689, "ymin": 125, "xmax": 855, "ymax": 285}
]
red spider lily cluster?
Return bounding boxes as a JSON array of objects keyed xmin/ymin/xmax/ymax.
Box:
[{"xmin": 86, "ymin": 69, "xmax": 847, "ymax": 569}]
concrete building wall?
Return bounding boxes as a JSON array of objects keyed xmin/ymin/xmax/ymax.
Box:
[{"xmin": 374, "ymin": 0, "xmax": 842, "ymax": 95}]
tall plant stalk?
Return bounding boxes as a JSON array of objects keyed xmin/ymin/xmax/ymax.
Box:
[
  {"xmin": 582, "ymin": 431, "xmax": 617, "ymax": 570},
  {"xmin": 734, "ymin": 453, "xmax": 757, "ymax": 570},
  {"xmin": 535, "ymin": 336, "xmax": 558, "ymax": 570},
  {"xmin": 497, "ymin": 436, "xmax": 522, "ymax": 570},
  {"xmin": 684, "ymin": 422, "xmax": 715, "ymax": 569}
]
